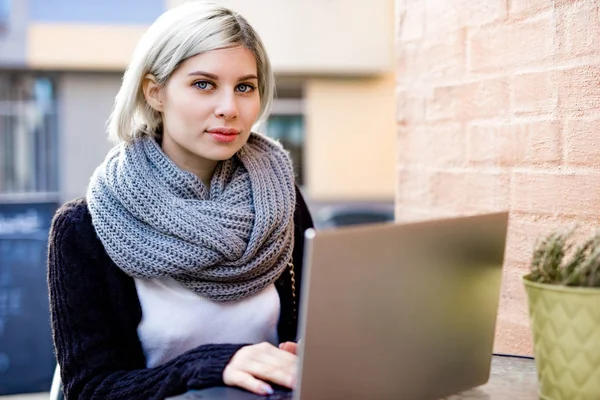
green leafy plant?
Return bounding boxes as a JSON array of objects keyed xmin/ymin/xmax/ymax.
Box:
[{"xmin": 525, "ymin": 225, "xmax": 600, "ymax": 287}]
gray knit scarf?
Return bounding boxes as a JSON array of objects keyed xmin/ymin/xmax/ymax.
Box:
[{"xmin": 86, "ymin": 133, "xmax": 296, "ymax": 302}]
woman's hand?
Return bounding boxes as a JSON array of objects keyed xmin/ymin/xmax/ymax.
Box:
[{"xmin": 223, "ymin": 342, "xmax": 298, "ymax": 395}]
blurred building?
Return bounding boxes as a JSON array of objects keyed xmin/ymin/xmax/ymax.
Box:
[{"xmin": 0, "ymin": 0, "xmax": 396, "ymax": 206}]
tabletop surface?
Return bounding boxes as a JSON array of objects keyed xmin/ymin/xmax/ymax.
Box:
[
  {"xmin": 443, "ymin": 355, "xmax": 538, "ymax": 399},
  {"xmin": 167, "ymin": 355, "xmax": 539, "ymax": 400}
]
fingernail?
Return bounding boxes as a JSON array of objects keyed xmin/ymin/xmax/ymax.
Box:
[{"xmin": 262, "ymin": 384, "xmax": 274, "ymax": 395}]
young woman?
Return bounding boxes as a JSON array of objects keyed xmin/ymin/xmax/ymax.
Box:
[{"xmin": 47, "ymin": 2, "xmax": 313, "ymax": 399}]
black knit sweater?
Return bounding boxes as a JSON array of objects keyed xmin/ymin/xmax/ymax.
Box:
[{"xmin": 47, "ymin": 187, "xmax": 313, "ymax": 400}]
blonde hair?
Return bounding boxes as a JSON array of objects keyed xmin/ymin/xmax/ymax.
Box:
[{"xmin": 107, "ymin": 1, "xmax": 275, "ymax": 144}]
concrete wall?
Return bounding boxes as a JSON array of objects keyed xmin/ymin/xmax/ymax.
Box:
[
  {"xmin": 28, "ymin": 0, "xmax": 393, "ymax": 75},
  {"xmin": 205, "ymin": 0, "xmax": 394, "ymax": 75},
  {"xmin": 395, "ymin": 0, "xmax": 600, "ymax": 355},
  {"xmin": 58, "ymin": 72, "xmax": 119, "ymax": 202},
  {"xmin": 27, "ymin": 25, "xmax": 149, "ymax": 70},
  {"xmin": 305, "ymin": 73, "xmax": 397, "ymax": 201}
]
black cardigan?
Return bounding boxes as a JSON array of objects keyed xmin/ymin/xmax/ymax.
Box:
[{"xmin": 47, "ymin": 188, "xmax": 314, "ymax": 400}]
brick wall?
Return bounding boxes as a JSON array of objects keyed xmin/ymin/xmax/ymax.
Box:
[{"xmin": 395, "ymin": 0, "xmax": 600, "ymax": 355}]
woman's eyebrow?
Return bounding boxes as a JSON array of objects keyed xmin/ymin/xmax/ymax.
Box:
[
  {"xmin": 238, "ymin": 74, "xmax": 258, "ymax": 81},
  {"xmin": 188, "ymin": 71, "xmax": 219, "ymax": 79},
  {"xmin": 187, "ymin": 71, "xmax": 258, "ymax": 81}
]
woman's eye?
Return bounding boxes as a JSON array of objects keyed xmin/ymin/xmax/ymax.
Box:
[
  {"xmin": 236, "ymin": 83, "xmax": 255, "ymax": 93},
  {"xmin": 194, "ymin": 81, "xmax": 214, "ymax": 90}
]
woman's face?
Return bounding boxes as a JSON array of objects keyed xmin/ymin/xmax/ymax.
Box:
[{"xmin": 145, "ymin": 46, "xmax": 261, "ymax": 175}]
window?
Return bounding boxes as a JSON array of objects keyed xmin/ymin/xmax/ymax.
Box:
[
  {"xmin": 0, "ymin": 73, "xmax": 59, "ymax": 196},
  {"xmin": 265, "ymin": 114, "xmax": 304, "ymax": 184},
  {"xmin": 264, "ymin": 93, "xmax": 305, "ymax": 185}
]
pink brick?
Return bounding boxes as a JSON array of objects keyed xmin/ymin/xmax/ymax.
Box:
[
  {"xmin": 401, "ymin": 29, "xmax": 466, "ymax": 83},
  {"xmin": 509, "ymin": 0, "xmax": 552, "ymax": 16},
  {"xmin": 394, "ymin": 206, "xmax": 454, "ymax": 223},
  {"xmin": 553, "ymin": 0, "xmax": 579, "ymax": 5},
  {"xmin": 427, "ymin": 78, "xmax": 509, "ymax": 121},
  {"xmin": 396, "ymin": 167, "xmax": 433, "ymax": 209},
  {"xmin": 396, "ymin": 90, "xmax": 426, "ymax": 125},
  {"xmin": 397, "ymin": 0, "xmax": 425, "ymax": 42},
  {"xmin": 467, "ymin": 121, "xmax": 561, "ymax": 166},
  {"xmin": 564, "ymin": 119, "xmax": 600, "ymax": 166},
  {"xmin": 511, "ymin": 71, "xmax": 557, "ymax": 115},
  {"xmin": 512, "ymin": 171, "xmax": 600, "ymax": 216},
  {"xmin": 430, "ymin": 170, "xmax": 511, "ymax": 214},
  {"xmin": 504, "ymin": 213, "xmax": 590, "ymax": 264},
  {"xmin": 555, "ymin": 66, "xmax": 600, "ymax": 116},
  {"xmin": 461, "ymin": 0, "xmax": 508, "ymax": 26},
  {"xmin": 425, "ymin": 0, "xmax": 506, "ymax": 35},
  {"xmin": 468, "ymin": 14, "xmax": 555, "ymax": 72},
  {"xmin": 556, "ymin": 2, "xmax": 600, "ymax": 57},
  {"xmin": 494, "ymin": 320, "xmax": 534, "ymax": 356},
  {"xmin": 395, "ymin": 0, "xmax": 600, "ymax": 360},
  {"xmin": 506, "ymin": 215, "xmax": 541, "ymax": 266},
  {"xmin": 495, "ymin": 261, "xmax": 534, "ymax": 355},
  {"xmin": 424, "ymin": 0, "xmax": 463, "ymax": 35},
  {"xmin": 399, "ymin": 122, "xmax": 465, "ymax": 167},
  {"xmin": 395, "ymin": 46, "xmax": 411, "ymax": 88}
]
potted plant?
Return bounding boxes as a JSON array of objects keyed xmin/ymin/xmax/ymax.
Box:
[{"xmin": 523, "ymin": 226, "xmax": 600, "ymax": 400}]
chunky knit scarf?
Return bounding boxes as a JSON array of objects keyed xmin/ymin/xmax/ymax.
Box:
[{"xmin": 86, "ymin": 133, "xmax": 296, "ymax": 302}]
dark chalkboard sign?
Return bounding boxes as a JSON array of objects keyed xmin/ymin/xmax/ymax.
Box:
[{"xmin": 0, "ymin": 202, "xmax": 58, "ymax": 395}]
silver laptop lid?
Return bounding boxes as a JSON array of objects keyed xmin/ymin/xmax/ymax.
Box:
[{"xmin": 295, "ymin": 212, "xmax": 509, "ymax": 400}]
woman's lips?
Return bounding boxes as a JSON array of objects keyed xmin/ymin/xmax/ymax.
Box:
[{"xmin": 206, "ymin": 128, "xmax": 240, "ymax": 143}]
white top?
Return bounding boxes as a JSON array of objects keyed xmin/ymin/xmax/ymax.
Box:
[{"xmin": 134, "ymin": 277, "xmax": 281, "ymax": 368}]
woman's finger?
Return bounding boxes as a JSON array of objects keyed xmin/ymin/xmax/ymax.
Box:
[
  {"xmin": 244, "ymin": 357, "xmax": 297, "ymax": 389},
  {"xmin": 223, "ymin": 365, "xmax": 274, "ymax": 395},
  {"xmin": 258, "ymin": 344, "xmax": 297, "ymax": 364},
  {"xmin": 279, "ymin": 342, "xmax": 298, "ymax": 355},
  {"xmin": 223, "ymin": 342, "xmax": 299, "ymax": 392}
]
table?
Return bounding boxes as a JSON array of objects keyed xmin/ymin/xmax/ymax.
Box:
[
  {"xmin": 444, "ymin": 355, "xmax": 539, "ymax": 399},
  {"xmin": 169, "ymin": 355, "xmax": 540, "ymax": 399}
]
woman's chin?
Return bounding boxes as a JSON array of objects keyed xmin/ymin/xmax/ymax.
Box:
[{"xmin": 197, "ymin": 147, "xmax": 243, "ymax": 162}]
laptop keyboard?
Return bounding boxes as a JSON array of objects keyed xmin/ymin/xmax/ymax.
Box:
[{"xmin": 266, "ymin": 389, "xmax": 294, "ymax": 400}]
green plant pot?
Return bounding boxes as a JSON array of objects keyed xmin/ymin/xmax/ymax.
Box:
[{"xmin": 523, "ymin": 278, "xmax": 600, "ymax": 400}]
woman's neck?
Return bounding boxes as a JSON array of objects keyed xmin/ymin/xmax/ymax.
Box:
[{"xmin": 160, "ymin": 136, "xmax": 218, "ymax": 188}]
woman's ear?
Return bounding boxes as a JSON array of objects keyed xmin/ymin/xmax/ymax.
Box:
[{"xmin": 142, "ymin": 74, "xmax": 163, "ymax": 112}]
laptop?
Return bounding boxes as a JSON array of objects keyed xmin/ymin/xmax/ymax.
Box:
[{"xmin": 168, "ymin": 211, "xmax": 509, "ymax": 400}]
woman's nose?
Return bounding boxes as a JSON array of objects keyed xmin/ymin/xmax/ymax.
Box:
[{"xmin": 214, "ymin": 92, "xmax": 238, "ymax": 120}]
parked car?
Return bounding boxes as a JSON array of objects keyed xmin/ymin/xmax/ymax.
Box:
[{"xmin": 312, "ymin": 204, "xmax": 395, "ymax": 229}]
